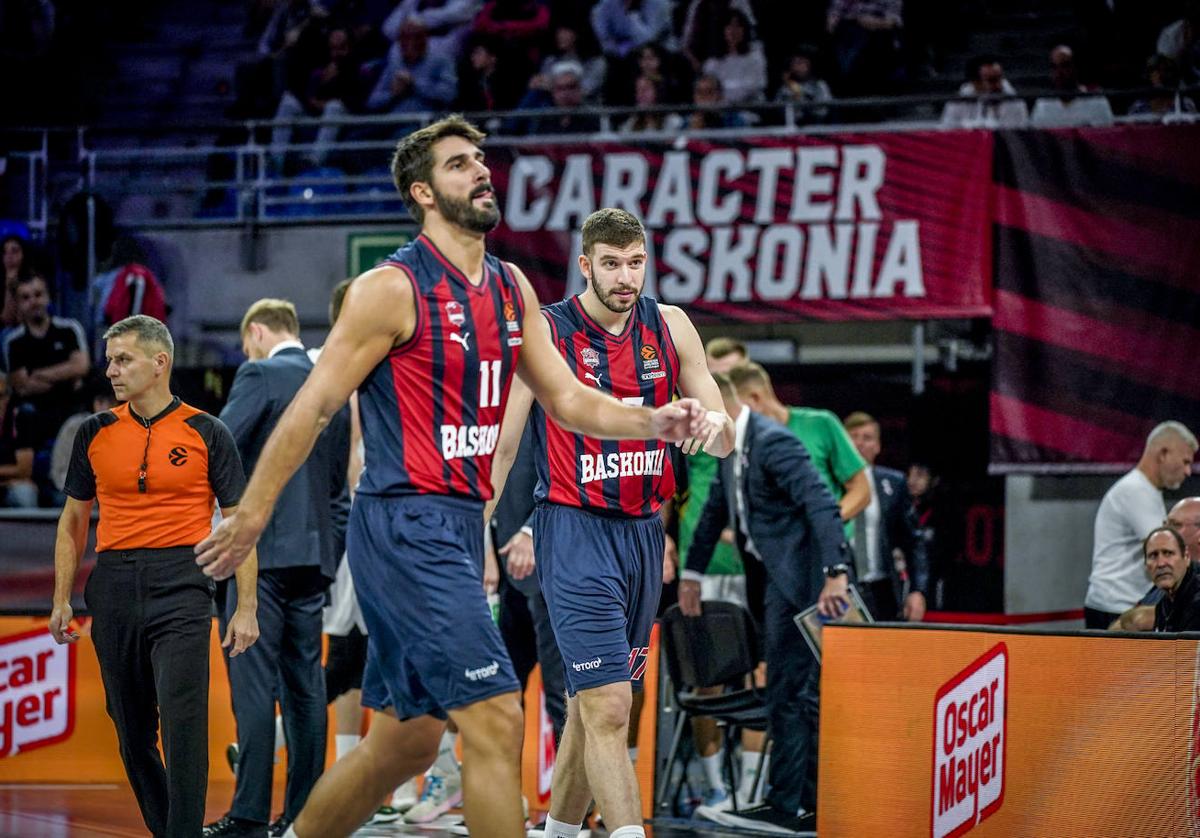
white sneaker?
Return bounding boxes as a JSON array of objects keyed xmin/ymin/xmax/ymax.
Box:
[
  {"xmin": 391, "ymin": 777, "xmax": 419, "ymax": 813},
  {"xmin": 404, "ymin": 766, "xmax": 463, "ymax": 824}
]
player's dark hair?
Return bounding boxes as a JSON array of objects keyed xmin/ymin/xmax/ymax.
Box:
[
  {"xmin": 581, "ymin": 208, "xmax": 646, "ymax": 257},
  {"xmin": 391, "ymin": 115, "xmax": 487, "ymax": 223}
]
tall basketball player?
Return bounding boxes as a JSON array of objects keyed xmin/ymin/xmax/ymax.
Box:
[
  {"xmin": 194, "ymin": 117, "xmax": 719, "ymax": 838},
  {"xmin": 490, "ymin": 208, "xmax": 734, "ymax": 838}
]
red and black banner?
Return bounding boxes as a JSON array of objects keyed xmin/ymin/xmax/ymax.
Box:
[
  {"xmin": 485, "ymin": 131, "xmax": 994, "ymax": 322},
  {"xmin": 989, "ymin": 125, "xmax": 1200, "ymax": 472}
]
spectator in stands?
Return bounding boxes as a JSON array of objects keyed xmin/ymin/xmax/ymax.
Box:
[
  {"xmin": 271, "ymin": 27, "xmax": 370, "ymax": 167},
  {"xmin": 472, "ymin": 0, "xmax": 551, "ymax": 112},
  {"xmin": 633, "ymin": 43, "xmax": 689, "ymax": 105},
  {"xmin": 1085, "ymin": 421, "xmax": 1197, "ymax": 629},
  {"xmin": 1129, "ymin": 54, "xmax": 1198, "ymax": 117},
  {"xmin": 774, "ymin": 47, "xmax": 833, "ymax": 120},
  {"xmin": 686, "ymin": 73, "xmax": 747, "ymax": 129},
  {"xmin": 619, "ymin": 74, "xmax": 684, "ymax": 132},
  {"xmin": 2, "ymin": 234, "xmax": 29, "ymax": 330},
  {"xmin": 457, "ymin": 34, "xmax": 503, "ymax": 112},
  {"xmin": 0, "ymin": 373, "xmax": 36, "ymax": 508},
  {"xmin": 50, "ymin": 374, "xmax": 118, "ymax": 503},
  {"xmin": 364, "ymin": 18, "xmax": 457, "ymax": 115},
  {"xmin": 680, "ymin": 0, "xmax": 756, "ymax": 73},
  {"xmin": 1110, "ymin": 497, "xmax": 1200, "ymax": 632},
  {"xmin": 89, "ymin": 237, "xmax": 169, "ymax": 361},
  {"xmin": 382, "ymin": 0, "xmax": 483, "ymax": 57},
  {"xmin": 0, "ymin": 274, "xmax": 90, "ymax": 455},
  {"xmin": 1156, "ymin": 1, "xmax": 1200, "ymax": 85},
  {"xmin": 521, "ymin": 59, "xmax": 601, "ymax": 134},
  {"xmin": 702, "ymin": 10, "xmax": 767, "ymax": 105},
  {"xmin": 941, "ymin": 56, "xmax": 1029, "ymax": 128},
  {"xmin": 522, "ymin": 21, "xmax": 606, "ymax": 105},
  {"xmin": 827, "ymin": 0, "xmax": 905, "ymax": 96},
  {"xmin": 1031, "ymin": 45, "xmax": 1114, "ymax": 127},
  {"xmin": 590, "ymin": 0, "xmax": 672, "ymax": 61},
  {"xmin": 843, "ymin": 411, "xmax": 929, "ymax": 622},
  {"xmin": 257, "ymin": 0, "xmax": 330, "ymax": 103},
  {"xmin": 1146, "ymin": 527, "xmax": 1200, "ymax": 632}
]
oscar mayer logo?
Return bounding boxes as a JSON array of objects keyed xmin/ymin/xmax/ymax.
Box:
[
  {"xmin": 0, "ymin": 628, "xmax": 76, "ymax": 758},
  {"xmin": 932, "ymin": 643, "xmax": 1007, "ymax": 838}
]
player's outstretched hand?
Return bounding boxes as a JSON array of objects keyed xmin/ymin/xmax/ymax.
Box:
[
  {"xmin": 649, "ymin": 398, "xmax": 702, "ymax": 442},
  {"xmin": 196, "ymin": 509, "xmax": 266, "ymax": 580}
]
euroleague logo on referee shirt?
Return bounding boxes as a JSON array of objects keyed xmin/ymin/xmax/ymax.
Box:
[{"xmin": 932, "ymin": 643, "xmax": 1007, "ymax": 838}]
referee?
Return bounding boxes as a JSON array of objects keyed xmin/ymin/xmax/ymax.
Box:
[{"xmin": 49, "ymin": 315, "xmax": 260, "ymax": 838}]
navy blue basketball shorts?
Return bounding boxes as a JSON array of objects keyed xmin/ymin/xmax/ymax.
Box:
[
  {"xmin": 534, "ymin": 502, "xmax": 664, "ymax": 697},
  {"xmin": 347, "ymin": 493, "xmax": 520, "ymax": 720}
]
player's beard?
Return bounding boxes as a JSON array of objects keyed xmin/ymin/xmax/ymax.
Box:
[
  {"xmin": 434, "ymin": 182, "xmax": 501, "ymax": 234},
  {"xmin": 590, "ymin": 273, "xmax": 641, "ymax": 314}
]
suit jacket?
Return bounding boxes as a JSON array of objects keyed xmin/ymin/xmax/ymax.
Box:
[
  {"xmin": 871, "ymin": 465, "xmax": 931, "ymax": 602},
  {"xmin": 219, "ymin": 346, "xmax": 350, "ymax": 580},
  {"xmin": 689, "ymin": 410, "xmax": 848, "ymax": 612}
]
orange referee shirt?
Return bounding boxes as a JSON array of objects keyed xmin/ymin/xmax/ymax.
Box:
[{"xmin": 63, "ymin": 397, "xmax": 246, "ymax": 552}]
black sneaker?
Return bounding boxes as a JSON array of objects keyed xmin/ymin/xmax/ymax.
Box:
[
  {"xmin": 202, "ymin": 814, "xmax": 267, "ymax": 837},
  {"xmin": 695, "ymin": 802, "xmax": 814, "ymax": 834},
  {"xmin": 267, "ymin": 815, "xmax": 292, "ymax": 837}
]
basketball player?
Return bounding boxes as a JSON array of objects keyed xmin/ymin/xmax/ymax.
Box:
[
  {"xmin": 489, "ymin": 208, "xmax": 734, "ymax": 838},
  {"xmin": 194, "ymin": 116, "xmax": 717, "ymax": 838}
]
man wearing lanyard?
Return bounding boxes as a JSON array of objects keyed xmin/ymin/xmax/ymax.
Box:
[{"xmin": 48, "ymin": 315, "xmax": 260, "ymax": 838}]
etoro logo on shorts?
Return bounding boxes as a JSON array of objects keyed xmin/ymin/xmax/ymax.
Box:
[
  {"xmin": 572, "ymin": 657, "xmax": 602, "ymax": 672},
  {"xmin": 931, "ymin": 643, "xmax": 1007, "ymax": 838},
  {"xmin": 464, "ymin": 661, "xmax": 500, "ymax": 681}
]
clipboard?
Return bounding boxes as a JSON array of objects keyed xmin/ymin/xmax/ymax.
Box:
[{"xmin": 793, "ymin": 584, "xmax": 874, "ymax": 663}]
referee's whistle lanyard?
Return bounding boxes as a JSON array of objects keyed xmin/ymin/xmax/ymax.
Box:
[{"xmin": 136, "ymin": 412, "xmax": 152, "ymax": 494}]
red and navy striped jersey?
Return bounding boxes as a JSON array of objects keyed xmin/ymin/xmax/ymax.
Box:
[
  {"xmin": 531, "ymin": 295, "xmax": 680, "ymax": 517},
  {"xmin": 356, "ymin": 234, "xmax": 525, "ymax": 501}
]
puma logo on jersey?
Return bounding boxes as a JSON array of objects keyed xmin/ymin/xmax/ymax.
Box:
[
  {"xmin": 449, "ymin": 331, "xmax": 470, "ymax": 351},
  {"xmin": 579, "ymin": 449, "xmax": 666, "ymax": 484},
  {"xmin": 584, "ymin": 372, "xmax": 603, "ymax": 387},
  {"xmin": 441, "ymin": 423, "xmax": 500, "ymax": 460}
]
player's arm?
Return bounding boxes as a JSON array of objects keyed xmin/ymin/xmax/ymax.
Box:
[
  {"xmin": 509, "ymin": 265, "xmax": 707, "ymax": 443},
  {"xmin": 659, "ymin": 304, "xmax": 734, "ymax": 458},
  {"xmin": 196, "ymin": 265, "xmax": 415, "ymax": 578},
  {"xmin": 49, "ymin": 496, "xmax": 93, "ymax": 644},
  {"xmin": 484, "ymin": 374, "xmax": 535, "ymax": 525}
]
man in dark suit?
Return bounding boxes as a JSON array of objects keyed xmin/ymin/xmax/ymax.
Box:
[
  {"xmin": 843, "ymin": 412, "xmax": 930, "ymax": 622},
  {"xmin": 206, "ymin": 299, "xmax": 351, "ymax": 838},
  {"xmin": 680, "ymin": 372, "xmax": 850, "ymax": 834}
]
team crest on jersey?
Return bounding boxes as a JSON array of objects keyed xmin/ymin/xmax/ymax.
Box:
[
  {"xmin": 640, "ymin": 344, "xmax": 660, "ymax": 370},
  {"xmin": 581, "ymin": 347, "xmax": 600, "ymax": 369},
  {"xmin": 445, "ymin": 300, "xmax": 466, "ymax": 328},
  {"xmin": 503, "ymin": 301, "xmax": 520, "ymax": 332}
]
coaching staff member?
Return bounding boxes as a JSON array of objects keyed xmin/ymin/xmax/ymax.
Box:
[
  {"xmin": 48, "ymin": 315, "xmax": 260, "ymax": 838},
  {"xmin": 205, "ymin": 299, "xmax": 351, "ymax": 838}
]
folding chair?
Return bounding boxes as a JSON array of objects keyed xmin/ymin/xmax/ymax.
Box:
[{"xmin": 657, "ymin": 601, "xmax": 770, "ymax": 815}]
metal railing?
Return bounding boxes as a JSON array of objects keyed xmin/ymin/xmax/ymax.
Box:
[{"xmin": 8, "ymin": 87, "xmax": 1198, "ymax": 232}]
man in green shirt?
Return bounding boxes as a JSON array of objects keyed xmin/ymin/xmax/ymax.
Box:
[{"xmin": 728, "ymin": 362, "xmax": 870, "ymax": 538}]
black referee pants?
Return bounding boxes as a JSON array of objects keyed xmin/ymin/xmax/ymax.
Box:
[{"xmin": 86, "ymin": 547, "xmax": 215, "ymax": 838}]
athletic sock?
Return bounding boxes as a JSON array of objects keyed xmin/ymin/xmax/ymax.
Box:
[
  {"xmin": 434, "ymin": 729, "xmax": 459, "ymax": 774},
  {"xmin": 739, "ymin": 750, "xmax": 768, "ymax": 802},
  {"xmin": 282, "ymin": 827, "xmax": 299, "ymax": 838},
  {"xmin": 542, "ymin": 815, "xmax": 583, "ymax": 837},
  {"xmin": 335, "ymin": 733, "xmax": 360, "ymax": 761},
  {"xmin": 609, "ymin": 827, "xmax": 646, "ymax": 838},
  {"xmin": 700, "ymin": 751, "xmax": 725, "ymax": 792}
]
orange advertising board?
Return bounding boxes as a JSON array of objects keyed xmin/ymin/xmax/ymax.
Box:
[
  {"xmin": 819, "ymin": 624, "xmax": 1196, "ymax": 837},
  {"xmin": 0, "ymin": 615, "xmax": 659, "ymax": 818}
]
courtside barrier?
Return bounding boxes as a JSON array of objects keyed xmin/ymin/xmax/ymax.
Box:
[{"xmin": 819, "ymin": 623, "xmax": 1196, "ymax": 837}]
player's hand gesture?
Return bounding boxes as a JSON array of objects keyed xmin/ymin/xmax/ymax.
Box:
[
  {"xmin": 649, "ymin": 398, "xmax": 706, "ymax": 442},
  {"xmin": 196, "ymin": 507, "xmax": 268, "ymax": 580}
]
